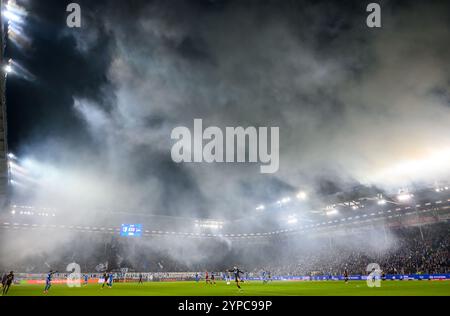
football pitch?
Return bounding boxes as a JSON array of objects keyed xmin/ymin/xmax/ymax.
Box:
[{"xmin": 3, "ymin": 280, "xmax": 450, "ymax": 296}]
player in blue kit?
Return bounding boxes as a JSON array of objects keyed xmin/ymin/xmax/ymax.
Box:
[
  {"xmin": 83, "ymin": 274, "xmax": 89, "ymax": 286},
  {"xmin": 43, "ymin": 270, "xmax": 57, "ymax": 294},
  {"xmin": 261, "ymin": 270, "xmax": 268, "ymax": 284},
  {"xmin": 195, "ymin": 273, "xmax": 200, "ymax": 283},
  {"xmin": 222, "ymin": 272, "xmax": 228, "ymax": 283},
  {"xmin": 107, "ymin": 272, "xmax": 114, "ymax": 288}
]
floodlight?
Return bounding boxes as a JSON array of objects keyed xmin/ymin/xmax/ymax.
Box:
[
  {"xmin": 296, "ymin": 191, "xmax": 307, "ymax": 200},
  {"xmin": 2, "ymin": 10, "xmax": 22, "ymax": 24},
  {"xmin": 4, "ymin": 64, "xmax": 13, "ymax": 73},
  {"xmin": 397, "ymin": 194, "xmax": 413, "ymax": 201},
  {"xmin": 287, "ymin": 217, "xmax": 298, "ymax": 225},
  {"xmin": 326, "ymin": 209, "xmax": 338, "ymax": 216},
  {"xmin": 256, "ymin": 205, "xmax": 265, "ymax": 211},
  {"xmin": 281, "ymin": 197, "xmax": 291, "ymax": 204}
]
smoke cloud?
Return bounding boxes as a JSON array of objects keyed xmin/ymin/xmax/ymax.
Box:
[{"xmin": 2, "ymin": 0, "xmax": 450, "ymax": 272}]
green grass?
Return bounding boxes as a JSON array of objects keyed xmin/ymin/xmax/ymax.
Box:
[{"xmin": 3, "ymin": 280, "xmax": 450, "ymax": 296}]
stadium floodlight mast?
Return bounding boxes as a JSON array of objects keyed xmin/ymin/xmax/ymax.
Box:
[
  {"xmin": 2, "ymin": 0, "xmax": 27, "ymax": 24},
  {"xmin": 8, "ymin": 160, "xmax": 26, "ymax": 173},
  {"xmin": 2, "ymin": 0, "xmax": 28, "ymax": 74},
  {"xmin": 4, "ymin": 64, "xmax": 12, "ymax": 74},
  {"xmin": 8, "ymin": 20, "xmax": 23, "ymax": 34},
  {"xmin": 3, "ymin": 58, "xmax": 14, "ymax": 76},
  {"xmin": 2, "ymin": 10, "xmax": 22, "ymax": 24}
]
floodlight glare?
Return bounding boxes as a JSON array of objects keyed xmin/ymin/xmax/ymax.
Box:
[
  {"xmin": 397, "ymin": 193, "xmax": 413, "ymax": 201},
  {"xmin": 326, "ymin": 209, "xmax": 338, "ymax": 216},
  {"xmin": 2, "ymin": 10, "xmax": 22, "ymax": 23},
  {"xmin": 8, "ymin": 22, "xmax": 22, "ymax": 35},
  {"xmin": 4, "ymin": 65, "xmax": 13, "ymax": 73},
  {"xmin": 281, "ymin": 197, "xmax": 291, "ymax": 204},
  {"xmin": 287, "ymin": 217, "xmax": 298, "ymax": 224},
  {"xmin": 296, "ymin": 191, "xmax": 307, "ymax": 200}
]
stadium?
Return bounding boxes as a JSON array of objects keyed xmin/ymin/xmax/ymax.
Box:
[
  {"xmin": 0, "ymin": 0, "xmax": 450, "ymax": 298},
  {"xmin": 1, "ymin": 183, "xmax": 450, "ymax": 296}
]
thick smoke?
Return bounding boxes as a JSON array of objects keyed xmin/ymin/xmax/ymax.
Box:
[{"xmin": 2, "ymin": 0, "xmax": 450, "ymax": 271}]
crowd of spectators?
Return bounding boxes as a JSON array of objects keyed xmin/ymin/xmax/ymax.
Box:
[
  {"xmin": 244, "ymin": 223, "xmax": 449, "ymax": 276},
  {"xmin": 2, "ymin": 222, "xmax": 448, "ymax": 276}
]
